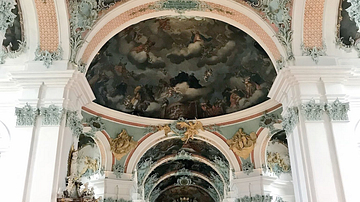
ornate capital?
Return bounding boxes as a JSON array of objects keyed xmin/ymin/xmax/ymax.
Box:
[
  {"xmin": 238, "ymin": 194, "xmax": 273, "ymax": 202},
  {"xmin": 41, "ymin": 104, "xmax": 63, "ymax": 125},
  {"xmin": 15, "ymin": 103, "xmax": 38, "ymax": 126},
  {"xmin": 325, "ymin": 99, "xmax": 350, "ymax": 121},
  {"xmin": 259, "ymin": 112, "xmax": 280, "ymax": 132},
  {"xmin": 113, "ymin": 162, "xmax": 124, "ymax": 178},
  {"xmin": 300, "ymin": 99, "xmax": 325, "ymax": 121},
  {"xmin": 281, "ymin": 107, "xmax": 299, "ymax": 134}
]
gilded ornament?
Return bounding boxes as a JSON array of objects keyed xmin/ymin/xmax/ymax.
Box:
[
  {"xmin": 227, "ymin": 128, "xmax": 257, "ymax": 159},
  {"xmin": 267, "ymin": 152, "xmax": 291, "ymax": 176},
  {"xmin": 157, "ymin": 124, "xmax": 172, "ymax": 136},
  {"xmin": 110, "ymin": 129, "xmax": 137, "ymax": 160},
  {"xmin": 79, "ymin": 156, "xmax": 99, "ymax": 177},
  {"xmin": 176, "ymin": 120, "xmax": 204, "ymax": 143}
]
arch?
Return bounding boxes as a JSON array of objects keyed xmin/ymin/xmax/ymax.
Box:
[
  {"xmin": 253, "ymin": 123, "xmax": 283, "ymax": 168},
  {"xmin": 147, "ymin": 171, "xmax": 221, "ymax": 201},
  {"xmin": 77, "ymin": 0, "xmax": 285, "ymax": 71},
  {"xmin": 83, "ymin": 127, "xmax": 113, "ymax": 171},
  {"xmin": 125, "ymin": 130, "xmax": 241, "ymax": 173}
]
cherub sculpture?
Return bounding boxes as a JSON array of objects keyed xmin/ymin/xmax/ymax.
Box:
[
  {"xmin": 227, "ymin": 128, "xmax": 257, "ymax": 159},
  {"xmin": 177, "ymin": 120, "xmax": 205, "ymax": 143}
]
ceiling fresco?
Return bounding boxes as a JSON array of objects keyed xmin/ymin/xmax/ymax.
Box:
[
  {"xmin": 138, "ymin": 138, "xmax": 228, "ymax": 165},
  {"xmin": 338, "ymin": 0, "xmax": 359, "ymax": 45},
  {"xmin": 86, "ymin": 16, "xmax": 276, "ymax": 119}
]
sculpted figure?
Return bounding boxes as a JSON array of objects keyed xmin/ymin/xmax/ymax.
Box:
[
  {"xmin": 227, "ymin": 128, "xmax": 257, "ymax": 159},
  {"xmin": 177, "ymin": 120, "xmax": 205, "ymax": 143},
  {"xmin": 157, "ymin": 124, "xmax": 172, "ymax": 136},
  {"xmin": 110, "ymin": 129, "xmax": 137, "ymax": 160}
]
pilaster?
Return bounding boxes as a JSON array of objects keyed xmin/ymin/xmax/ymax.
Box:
[{"xmin": 269, "ymin": 65, "xmax": 360, "ymax": 202}]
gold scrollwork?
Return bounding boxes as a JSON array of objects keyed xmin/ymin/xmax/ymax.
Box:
[
  {"xmin": 110, "ymin": 129, "xmax": 137, "ymax": 160},
  {"xmin": 227, "ymin": 128, "xmax": 257, "ymax": 159}
]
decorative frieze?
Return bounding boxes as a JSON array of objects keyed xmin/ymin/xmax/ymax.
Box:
[
  {"xmin": 301, "ymin": 42, "xmax": 326, "ymax": 64},
  {"xmin": 137, "ymin": 158, "xmax": 154, "ymax": 186},
  {"xmin": 281, "ymin": 107, "xmax": 299, "ymax": 134},
  {"xmin": 144, "ymin": 174, "xmax": 159, "ymax": 198},
  {"xmin": 300, "ymin": 99, "xmax": 325, "ymax": 121},
  {"xmin": 213, "ymin": 156, "xmax": 230, "ymax": 184},
  {"xmin": 34, "ymin": 46, "xmax": 63, "ymax": 68},
  {"xmin": 0, "ymin": 40, "xmax": 26, "ymax": 64},
  {"xmin": 325, "ymin": 99, "xmax": 350, "ymax": 121}
]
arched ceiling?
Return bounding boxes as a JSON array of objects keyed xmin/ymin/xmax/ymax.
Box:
[
  {"xmin": 137, "ymin": 137, "xmax": 229, "ymax": 202},
  {"xmin": 86, "ymin": 16, "xmax": 276, "ymax": 119}
]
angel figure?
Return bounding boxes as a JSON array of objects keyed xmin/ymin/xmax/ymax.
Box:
[
  {"xmin": 177, "ymin": 120, "xmax": 205, "ymax": 143},
  {"xmin": 157, "ymin": 124, "xmax": 172, "ymax": 136},
  {"xmin": 79, "ymin": 156, "xmax": 99, "ymax": 177},
  {"xmin": 227, "ymin": 128, "xmax": 257, "ymax": 159}
]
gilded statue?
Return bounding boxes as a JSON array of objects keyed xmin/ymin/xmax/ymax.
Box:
[
  {"xmin": 157, "ymin": 124, "xmax": 172, "ymax": 136},
  {"xmin": 110, "ymin": 129, "xmax": 137, "ymax": 160},
  {"xmin": 267, "ymin": 152, "xmax": 290, "ymax": 173},
  {"xmin": 227, "ymin": 128, "xmax": 257, "ymax": 159},
  {"xmin": 177, "ymin": 120, "xmax": 204, "ymax": 143},
  {"xmin": 79, "ymin": 156, "xmax": 99, "ymax": 177}
]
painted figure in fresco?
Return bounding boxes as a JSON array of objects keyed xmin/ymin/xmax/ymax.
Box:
[
  {"xmin": 190, "ymin": 31, "xmax": 212, "ymax": 43},
  {"xmin": 156, "ymin": 18, "xmax": 171, "ymax": 31},
  {"xmin": 203, "ymin": 68, "xmax": 213, "ymax": 82},
  {"xmin": 227, "ymin": 128, "xmax": 257, "ymax": 159}
]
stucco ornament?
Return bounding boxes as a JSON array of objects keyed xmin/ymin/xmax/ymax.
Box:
[
  {"xmin": 227, "ymin": 128, "xmax": 257, "ymax": 159},
  {"xmin": 0, "ymin": 40, "xmax": 26, "ymax": 64},
  {"xmin": 104, "ymin": 198, "xmax": 131, "ymax": 202},
  {"xmin": 66, "ymin": 110, "xmax": 84, "ymax": 137},
  {"xmin": 69, "ymin": 0, "xmax": 115, "ymax": 65},
  {"xmin": 249, "ymin": 0, "xmax": 293, "ymax": 61},
  {"xmin": 213, "ymin": 156, "xmax": 230, "ymax": 184},
  {"xmin": 137, "ymin": 158, "xmax": 154, "ymax": 186},
  {"xmin": 176, "ymin": 176, "xmax": 194, "ymax": 186},
  {"xmin": 242, "ymin": 161, "xmax": 254, "ymax": 175},
  {"xmin": 346, "ymin": 0, "xmax": 360, "ymax": 30},
  {"xmin": 34, "ymin": 46, "xmax": 63, "ymax": 68},
  {"xmin": 150, "ymin": 0, "xmax": 211, "ymax": 14},
  {"xmin": 0, "ymin": 0, "xmax": 16, "ymax": 36},
  {"xmin": 210, "ymin": 171, "xmax": 224, "ymax": 197},
  {"xmin": 281, "ymin": 107, "xmax": 299, "ymax": 134},
  {"xmin": 149, "ymin": 188, "xmax": 161, "ymax": 202},
  {"xmin": 275, "ymin": 56, "xmax": 285, "ymax": 72},
  {"xmin": 79, "ymin": 156, "xmax": 99, "ymax": 178},
  {"xmin": 325, "ymin": 98, "xmax": 349, "ymax": 121},
  {"xmin": 87, "ymin": 116, "xmax": 105, "ymax": 134},
  {"xmin": 113, "ymin": 162, "xmax": 124, "ymax": 178},
  {"xmin": 259, "ymin": 112, "xmax": 280, "ymax": 132},
  {"xmin": 301, "ymin": 42, "xmax": 326, "ymax": 64},
  {"xmin": 41, "ymin": 104, "xmax": 62, "ymax": 125},
  {"xmin": 15, "ymin": 103, "xmax": 38, "ymax": 126},
  {"xmin": 301, "ymin": 99, "xmax": 325, "ymax": 121},
  {"xmin": 237, "ymin": 194, "xmax": 273, "ymax": 202},
  {"xmin": 144, "ymin": 173, "xmax": 159, "ymax": 198},
  {"xmin": 110, "ymin": 129, "xmax": 137, "ymax": 160}
]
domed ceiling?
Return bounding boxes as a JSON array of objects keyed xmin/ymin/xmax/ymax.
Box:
[{"xmin": 86, "ymin": 16, "xmax": 276, "ymax": 119}]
